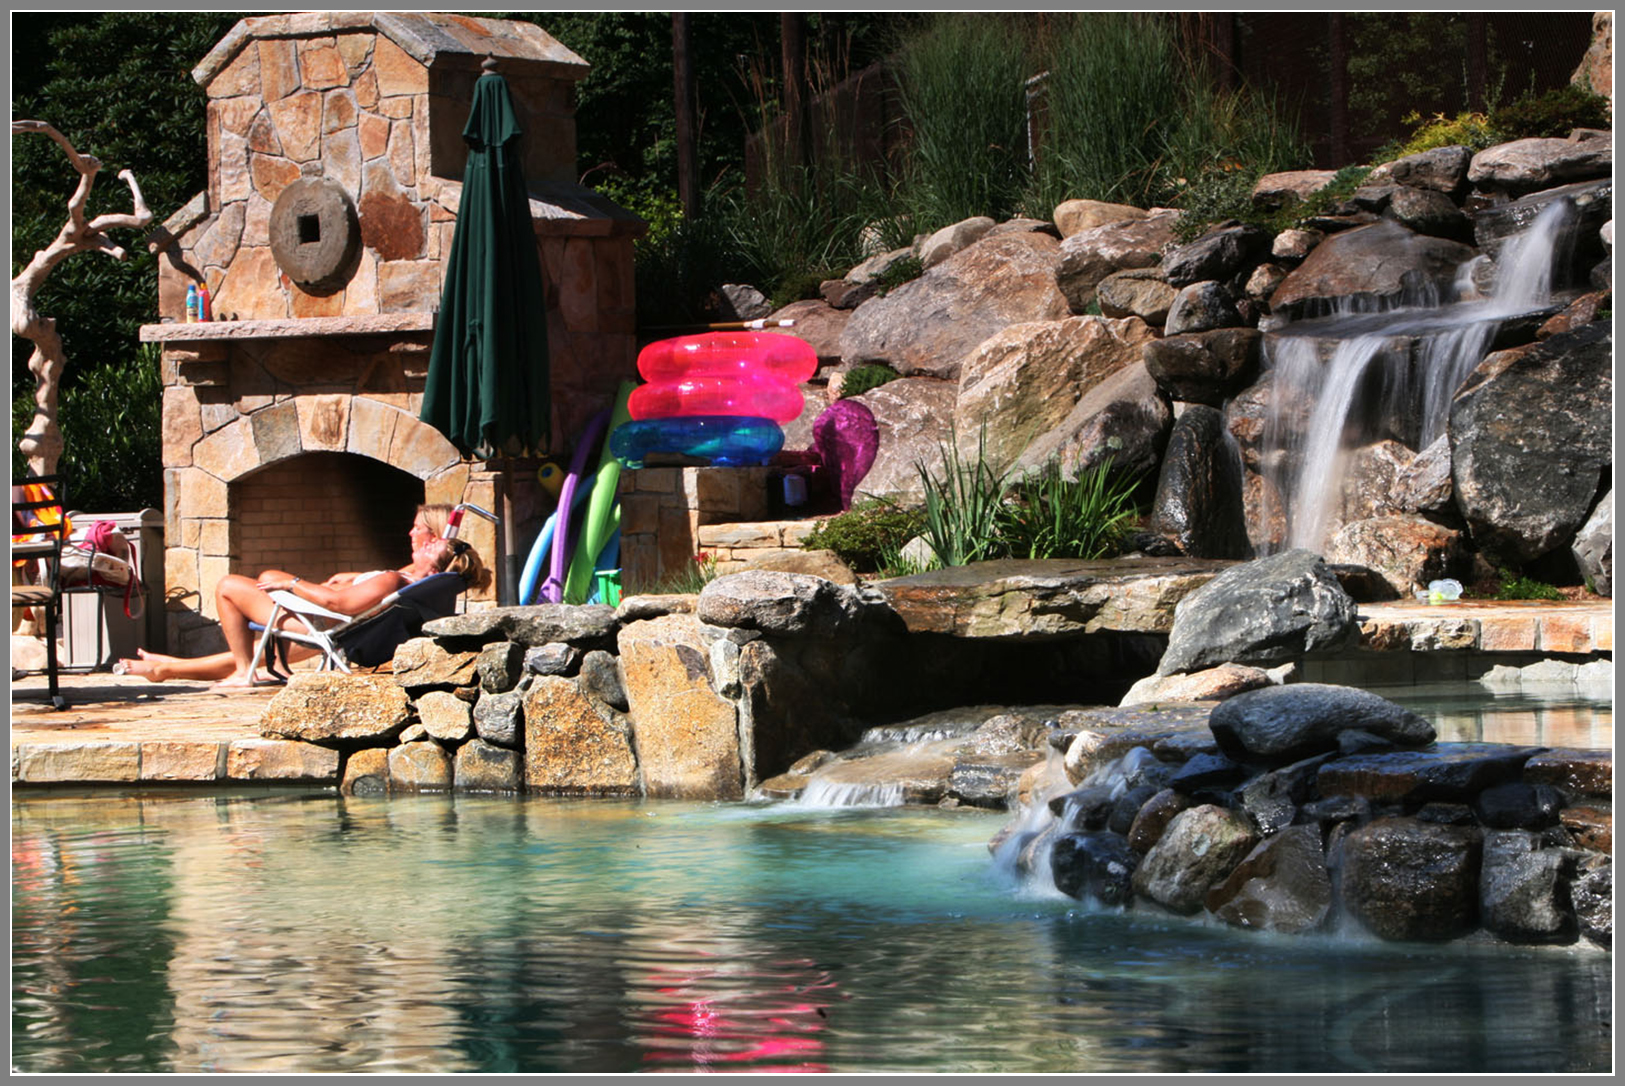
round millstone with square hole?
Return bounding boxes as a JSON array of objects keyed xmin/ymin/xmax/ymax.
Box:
[{"xmin": 270, "ymin": 178, "xmax": 361, "ymax": 295}]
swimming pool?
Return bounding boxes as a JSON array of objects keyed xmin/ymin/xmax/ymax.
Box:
[{"xmin": 11, "ymin": 788, "xmax": 1612, "ymax": 1073}]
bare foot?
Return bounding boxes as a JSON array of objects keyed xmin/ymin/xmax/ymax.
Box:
[{"xmin": 117, "ymin": 657, "xmax": 167, "ymax": 682}]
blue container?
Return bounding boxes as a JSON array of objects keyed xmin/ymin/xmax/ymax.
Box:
[{"xmin": 609, "ymin": 415, "xmax": 784, "ymax": 468}]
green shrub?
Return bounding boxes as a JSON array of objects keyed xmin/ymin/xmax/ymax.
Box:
[
  {"xmin": 1491, "ymin": 84, "xmax": 1612, "ymax": 141},
  {"xmin": 839, "ymin": 364, "xmax": 901, "ymax": 399},
  {"xmin": 1493, "ymin": 573, "xmax": 1566, "ymax": 602},
  {"xmin": 802, "ymin": 500, "xmax": 926, "ymax": 573},
  {"xmin": 995, "ymin": 458, "xmax": 1141, "ymax": 561},
  {"xmin": 1380, "ymin": 110, "xmax": 1501, "ymax": 161},
  {"xmin": 634, "ymin": 551, "xmax": 721, "ymax": 596}
]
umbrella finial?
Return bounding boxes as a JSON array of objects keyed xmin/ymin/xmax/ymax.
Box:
[{"xmin": 482, "ymin": 55, "xmax": 499, "ymax": 75}]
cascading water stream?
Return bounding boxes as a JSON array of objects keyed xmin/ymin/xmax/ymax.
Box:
[{"xmin": 1254, "ymin": 199, "xmax": 1578, "ymax": 553}]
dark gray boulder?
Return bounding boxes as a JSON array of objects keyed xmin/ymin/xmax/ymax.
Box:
[
  {"xmin": 1147, "ymin": 405, "xmax": 1251, "ymax": 560},
  {"xmin": 1571, "ymin": 861, "xmax": 1612, "ymax": 949},
  {"xmin": 579, "ymin": 649, "xmax": 628, "ymax": 711},
  {"xmin": 1209, "ymin": 683, "xmax": 1434, "ymax": 764},
  {"xmin": 1473, "ymin": 781, "xmax": 1565, "ymax": 830},
  {"xmin": 1052, "ymin": 831, "xmax": 1140, "ymax": 906},
  {"xmin": 1370, "ymin": 144, "xmax": 1472, "ymax": 194},
  {"xmin": 1470, "ymin": 179, "xmax": 1611, "ymax": 273},
  {"xmin": 1338, "ymin": 816, "xmax": 1483, "ymax": 941},
  {"xmin": 1385, "ymin": 186, "xmax": 1471, "ymax": 242},
  {"xmin": 1479, "ymin": 831, "xmax": 1577, "ymax": 944},
  {"xmin": 472, "ymin": 690, "xmax": 523, "ymax": 749},
  {"xmin": 1450, "ymin": 323, "xmax": 1612, "ymax": 564},
  {"xmin": 1238, "ymin": 753, "xmax": 1334, "ymax": 834},
  {"xmin": 1143, "ymin": 328, "xmax": 1261, "ymax": 406},
  {"xmin": 1164, "ymin": 280, "xmax": 1243, "ymax": 334},
  {"xmin": 1205, "ymin": 824, "xmax": 1333, "ymax": 933},
  {"xmin": 1158, "ymin": 550, "xmax": 1358, "ymax": 675},
  {"xmin": 1161, "ymin": 223, "xmax": 1271, "ymax": 287}
]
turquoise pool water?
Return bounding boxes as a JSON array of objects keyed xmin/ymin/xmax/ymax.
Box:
[{"xmin": 11, "ymin": 790, "xmax": 1612, "ymax": 1074}]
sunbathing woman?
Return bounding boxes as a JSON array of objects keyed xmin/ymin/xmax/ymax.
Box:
[{"xmin": 120, "ymin": 505, "xmax": 488, "ymax": 688}]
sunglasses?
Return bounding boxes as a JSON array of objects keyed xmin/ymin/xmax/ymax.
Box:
[{"xmin": 446, "ymin": 538, "xmax": 471, "ymax": 558}]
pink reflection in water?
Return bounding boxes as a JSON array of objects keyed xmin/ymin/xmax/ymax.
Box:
[{"xmin": 637, "ymin": 960, "xmax": 837, "ymax": 1073}]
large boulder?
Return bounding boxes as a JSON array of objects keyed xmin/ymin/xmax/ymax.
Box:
[
  {"xmin": 1147, "ymin": 405, "xmax": 1251, "ymax": 559},
  {"xmin": 1142, "ymin": 328, "xmax": 1261, "ymax": 407},
  {"xmin": 1385, "ymin": 186, "xmax": 1472, "ymax": 242},
  {"xmin": 1159, "ymin": 223, "xmax": 1271, "ymax": 288},
  {"xmin": 261, "ymin": 672, "xmax": 412, "ymax": 745},
  {"xmin": 1449, "ymin": 323, "xmax": 1612, "ymax": 564},
  {"xmin": 919, "ymin": 215, "xmax": 995, "ymax": 269},
  {"xmin": 840, "ymin": 231, "xmax": 1069, "ymax": 380},
  {"xmin": 766, "ymin": 300, "xmax": 852, "ymax": 362},
  {"xmin": 1207, "ymin": 683, "xmax": 1435, "ymax": 764},
  {"xmin": 954, "ymin": 315, "xmax": 1154, "ymax": 473},
  {"xmin": 1053, "ymin": 198, "xmax": 1148, "ymax": 238},
  {"xmin": 523, "ymin": 675, "xmax": 640, "ymax": 796},
  {"xmin": 1479, "ymin": 830, "xmax": 1578, "ymax": 944},
  {"xmin": 1470, "ymin": 178, "xmax": 1612, "ymax": 269},
  {"xmin": 1131, "ymin": 804, "xmax": 1258, "ymax": 914},
  {"xmin": 1468, "ymin": 132, "xmax": 1613, "ymax": 195},
  {"xmin": 1012, "ymin": 361, "xmax": 1171, "ymax": 484},
  {"xmin": 617, "ymin": 613, "xmax": 743, "ymax": 800},
  {"xmin": 1338, "ymin": 817, "xmax": 1483, "ymax": 941},
  {"xmin": 1366, "ymin": 144, "xmax": 1472, "ymax": 194},
  {"xmin": 1252, "ymin": 170, "xmax": 1338, "ymax": 211},
  {"xmin": 1158, "ymin": 549, "xmax": 1358, "ymax": 675},
  {"xmin": 698, "ymin": 570, "xmax": 896, "ymax": 641},
  {"xmin": 1325, "ymin": 514, "xmax": 1465, "ymax": 597},
  {"xmin": 1163, "ymin": 281, "xmax": 1243, "ymax": 334},
  {"xmin": 1204, "ymin": 824, "xmax": 1333, "ymax": 933},
  {"xmin": 1054, "ymin": 208, "xmax": 1183, "ymax": 310},
  {"xmin": 847, "ymin": 376, "xmax": 958, "ymax": 504},
  {"xmin": 1269, "ymin": 219, "xmax": 1477, "ymax": 317},
  {"xmin": 1051, "ymin": 831, "xmax": 1140, "ymax": 905},
  {"xmin": 1096, "ymin": 267, "xmax": 1178, "ymax": 325},
  {"xmin": 1572, "ymin": 488, "xmax": 1612, "ymax": 596}
]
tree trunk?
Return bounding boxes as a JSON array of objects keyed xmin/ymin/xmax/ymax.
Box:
[
  {"xmin": 780, "ymin": 12, "xmax": 808, "ymax": 175},
  {"xmin": 1327, "ymin": 14, "xmax": 1351, "ymax": 166},
  {"xmin": 671, "ymin": 14, "xmax": 700, "ymax": 221},
  {"xmin": 10, "ymin": 120, "xmax": 151, "ymax": 479}
]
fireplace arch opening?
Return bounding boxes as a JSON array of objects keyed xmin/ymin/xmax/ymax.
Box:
[{"xmin": 233, "ymin": 452, "xmax": 426, "ymax": 580}]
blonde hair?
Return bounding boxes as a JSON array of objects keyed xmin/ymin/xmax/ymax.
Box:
[
  {"xmin": 417, "ymin": 502, "xmax": 454, "ymax": 538},
  {"xmin": 433, "ymin": 536, "xmax": 492, "ymax": 592}
]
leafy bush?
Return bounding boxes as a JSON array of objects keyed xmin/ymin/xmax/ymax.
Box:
[
  {"xmin": 839, "ymin": 364, "xmax": 902, "ymax": 399},
  {"xmin": 995, "ymin": 459, "xmax": 1140, "ymax": 561},
  {"xmin": 1379, "ymin": 110, "xmax": 1501, "ymax": 160},
  {"xmin": 802, "ymin": 500, "xmax": 926, "ymax": 572},
  {"xmin": 1490, "ymin": 84, "xmax": 1612, "ymax": 141},
  {"xmin": 14, "ymin": 343, "xmax": 164, "ymax": 512},
  {"xmin": 1493, "ymin": 573, "xmax": 1566, "ymax": 602}
]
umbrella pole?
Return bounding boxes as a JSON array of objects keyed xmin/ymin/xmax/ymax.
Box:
[{"xmin": 501, "ymin": 459, "xmax": 521, "ymax": 606}]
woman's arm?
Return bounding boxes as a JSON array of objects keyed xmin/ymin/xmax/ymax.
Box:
[{"xmin": 256, "ymin": 570, "xmax": 406, "ymax": 616}]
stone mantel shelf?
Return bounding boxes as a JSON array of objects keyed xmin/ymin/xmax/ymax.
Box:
[{"xmin": 139, "ymin": 313, "xmax": 436, "ymax": 344}]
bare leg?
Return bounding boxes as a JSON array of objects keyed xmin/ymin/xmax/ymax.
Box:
[
  {"xmin": 212, "ymin": 574, "xmax": 284, "ymax": 688},
  {"xmin": 118, "ymin": 647, "xmax": 235, "ymax": 683}
]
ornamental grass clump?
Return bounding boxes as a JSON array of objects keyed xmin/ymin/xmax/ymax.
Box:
[
  {"xmin": 917, "ymin": 427, "xmax": 1012, "ymax": 568},
  {"xmin": 996, "ymin": 459, "xmax": 1141, "ymax": 561}
]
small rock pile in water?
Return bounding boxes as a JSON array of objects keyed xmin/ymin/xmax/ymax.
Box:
[{"xmin": 995, "ymin": 682, "xmax": 1612, "ymax": 949}]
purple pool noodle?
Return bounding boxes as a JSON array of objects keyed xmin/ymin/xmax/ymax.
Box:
[
  {"xmin": 543, "ymin": 408, "xmax": 610, "ymax": 603},
  {"xmin": 812, "ymin": 399, "xmax": 879, "ymax": 511}
]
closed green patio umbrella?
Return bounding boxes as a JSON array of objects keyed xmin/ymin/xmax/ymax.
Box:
[{"xmin": 421, "ymin": 58, "xmax": 551, "ymax": 600}]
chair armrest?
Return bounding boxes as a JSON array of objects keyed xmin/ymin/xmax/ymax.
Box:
[{"xmin": 265, "ymin": 589, "xmax": 353, "ymax": 624}]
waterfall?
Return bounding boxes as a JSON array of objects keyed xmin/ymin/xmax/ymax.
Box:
[{"xmin": 1254, "ymin": 199, "xmax": 1577, "ymax": 553}]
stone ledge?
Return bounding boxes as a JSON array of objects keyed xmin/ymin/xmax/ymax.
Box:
[
  {"xmin": 140, "ymin": 313, "xmax": 436, "ymax": 343},
  {"xmin": 1357, "ymin": 601, "xmax": 1613, "ymax": 655}
]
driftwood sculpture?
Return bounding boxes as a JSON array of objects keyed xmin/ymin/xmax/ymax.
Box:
[{"xmin": 11, "ymin": 120, "xmax": 152, "ymax": 478}]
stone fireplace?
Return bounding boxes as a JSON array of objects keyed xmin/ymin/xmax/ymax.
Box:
[{"xmin": 140, "ymin": 12, "xmax": 643, "ymax": 654}]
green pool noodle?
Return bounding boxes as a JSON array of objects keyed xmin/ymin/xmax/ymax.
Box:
[{"xmin": 564, "ymin": 380, "xmax": 635, "ymax": 604}]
